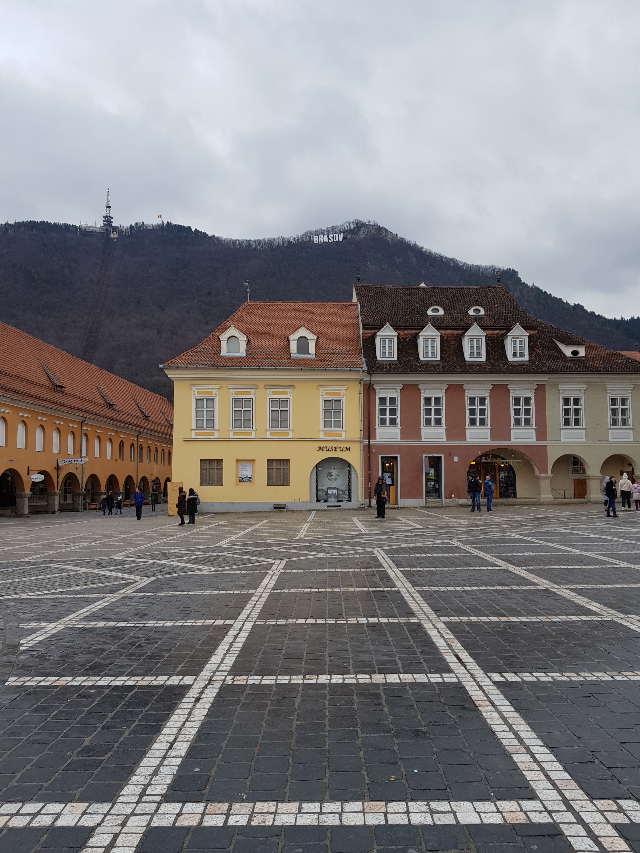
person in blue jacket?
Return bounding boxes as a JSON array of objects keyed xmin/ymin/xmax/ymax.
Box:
[
  {"xmin": 134, "ymin": 487, "xmax": 145, "ymax": 521},
  {"xmin": 483, "ymin": 475, "xmax": 494, "ymax": 512}
]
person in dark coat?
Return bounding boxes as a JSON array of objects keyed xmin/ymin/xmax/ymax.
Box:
[
  {"xmin": 176, "ymin": 487, "xmax": 187, "ymax": 525},
  {"xmin": 100, "ymin": 495, "xmax": 107, "ymax": 515},
  {"xmin": 134, "ymin": 487, "xmax": 144, "ymax": 521},
  {"xmin": 106, "ymin": 492, "xmax": 114, "ymax": 515},
  {"xmin": 186, "ymin": 488, "xmax": 199, "ymax": 525},
  {"xmin": 483, "ymin": 476, "xmax": 494, "ymax": 512},
  {"xmin": 468, "ymin": 474, "xmax": 482, "ymax": 512},
  {"xmin": 115, "ymin": 495, "xmax": 123, "ymax": 514},
  {"xmin": 605, "ymin": 476, "xmax": 618, "ymax": 518},
  {"xmin": 373, "ymin": 476, "xmax": 389, "ymax": 518},
  {"xmin": 150, "ymin": 491, "xmax": 158, "ymax": 512}
]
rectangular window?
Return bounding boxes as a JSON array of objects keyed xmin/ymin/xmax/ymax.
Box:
[
  {"xmin": 572, "ymin": 456, "xmax": 586, "ymax": 475},
  {"xmin": 269, "ymin": 397, "xmax": 290, "ymax": 429},
  {"xmin": 232, "ymin": 397, "xmax": 253, "ymax": 429},
  {"xmin": 609, "ymin": 396, "xmax": 630, "ymax": 427},
  {"xmin": 267, "ymin": 459, "xmax": 290, "ymax": 486},
  {"xmin": 323, "ymin": 398, "xmax": 343, "ymax": 429},
  {"xmin": 422, "ymin": 338, "xmax": 438, "ymax": 359},
  {"xmin": 512, "ymin": 395, "xmax": 533, "ymax": 427},
  {"xmin": 378, "ymin": 395, "xmax": 398, "ymax": 427},
  {"xmin": 562, "ymin": 396, "xmax": 583, "ymax": 427},
  {"xmin": 467, "ymin": 396, "xmax": 487, "ymax": 427},
  {"xmin": 200, "ymin": 459, "xmax": 223, "ymax": 486},
  {"xmin": 379, "ymin": 338, "xmax": 395, "ymax": 359},
  {"xmin": 195, "ymin": 397, "xmax": 215, "ymax": 429},
  {"xmin": 468, "ymin": 338, "xmax": 483, "ymax": 359},
  {"xmin": 423, "ymin": 396, "xmax": 443, "ymax": 427},
  {"xmin": 511, "ymin": 337, "xmax": 526, "ymax": 359}
]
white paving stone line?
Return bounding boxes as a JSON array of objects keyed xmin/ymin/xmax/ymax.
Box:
[
  {"xmin": 295, "ymin": 511, "xmax": 316, "ymax": 538},
  {"xmin": 214, "ymin": 519, "xmax": 268, "ymax": 548},
  {"xmin": 352, "ymin": 517, "xmax": 368, "ymax": 532},
  {"xmin": 80, "ymin": 558, "xmax": 286, "ymax": 853},
  {"xmin": 19, "ymin": 617, "xmax": 423, "ymax": 630},
  {"xmin": 490, "ymin": 671, "xmax": 640, "ymax": 682},
  {"xmin": 21, "ymin": 577, "xmax": 154, "ymax": 649},
  {"xmin": 375, "ymin": 548, "xmax": 629, "ymax": 853},
  {"xmin": 451, "ymin": 540, "xmax": 640, "ymax": 635}
]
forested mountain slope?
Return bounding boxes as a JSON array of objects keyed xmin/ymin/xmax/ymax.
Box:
[{"xmin": 1, "ymin": 219, "xmax": 637, "ymax": 398}]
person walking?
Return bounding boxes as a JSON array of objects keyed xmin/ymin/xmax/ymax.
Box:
[
  {"xmin": 602, "ymin": 476, "xmax": 610, "ymax": 511},
  {"xmin": 115, "ymin": 495, "xmax": 123, "ymax": 515},
  {"xmin": 605, "ymin": 476, "xmax": 618, "ymax": 518},
  {"xmin": 186, "ymin": 487, "xmax": 200, "ymax": 525},
  {"xmin": 619, "ymin": 473, "xmax": 632, "ymax": 511},
  {"xmin": 373, "ymin": 476, "xmax": 388, "ymax": 519},
  {"xmin": 106, "ymin": 491, "xmax": 114, "ymax": 516},
  {"xmin": 150, "ymin": 491, "xmax": 158, "ymax": 512},
  {"xmin": 468, "ymin": 474, "xmax": 482, "ymax": 513},
  {"xmin": 100, "ymin": 495, "xmax": 107, "ymax": 515},
  {"xmin": 176, "ymin": 487, "xmax": 187, "ymax": 525},
  {"xmin": 483, "ymin": 475, "xmax": 494, "ymax": 512},
  {"xmin": 134, "ymin": 487, "xmax": 144, "ymax": 521},
  {"xmin": 633, "ymin": 480, "xmax": 640, "ymax": 511}
]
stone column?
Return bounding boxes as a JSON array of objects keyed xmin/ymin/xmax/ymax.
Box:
[
  {"xmin": 535, "ymin": 474, "xmax": 554, "ymax": 503},
  {"xmin": 15, "ymin": 492, "xmax": 30, "ymax": 518},
  {"xmin": 72, "ymin": 491, "xmax": 85, "ymax": 512},
  {"xmin": 586, "ymin": 475, "xmax": 604, "ymax": 503},
  {"xmin": 46, "ymin": 491, "xmax": 60, "ymax": 514}
]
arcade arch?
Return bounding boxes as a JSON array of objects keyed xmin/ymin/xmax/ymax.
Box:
[
  {"xmin": 310, "ymin": 457, "xmax": 358, "ymax": 504},
  {"xmin": 466, "ymin": 449, "xmax": 538, "ymax": 500},
  {"xmin": 550, "ymin": 454, "xmax": 590, "ymax": 499}
]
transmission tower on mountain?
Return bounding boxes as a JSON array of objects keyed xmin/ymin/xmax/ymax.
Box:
[{"xmin": 80, "ymin": 190, "xmax": 118, "ymax": 363}]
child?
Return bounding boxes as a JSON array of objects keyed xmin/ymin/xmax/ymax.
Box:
[{"xmin": 632, "ymin": 480, "xmax": 640, "ymax": 511}]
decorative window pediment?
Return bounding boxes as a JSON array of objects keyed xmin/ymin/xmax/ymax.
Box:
[
  {"xmin": 506, "ymin": 324, "xmax": 529, "ymax": 362},
  {"xmin": 417, "ymin": 323, "xmax": 441, "ymax": 361},
  {"xmin": 219, "ymin": 325, "xmax": 247, "ymax": 356},
  {"xmin": 289, "ymin": 326, "xmax": 317, "ymax": 357},
  {"xmin": 463, "ymin": 323, "xmax": 486, "ymax": 362},
  {"xmin": 376, "ymin": 323, "xmax": 398, "ymax": 361}
]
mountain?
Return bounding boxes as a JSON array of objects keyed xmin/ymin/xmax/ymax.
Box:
[{"xmin": 1, "ymin": 218, "xmax": 638, "ymax": 398}]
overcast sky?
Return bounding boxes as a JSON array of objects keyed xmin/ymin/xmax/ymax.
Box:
[{"xmin": 1, "ymin": 1, "xmax": 639, "ymax": 318}]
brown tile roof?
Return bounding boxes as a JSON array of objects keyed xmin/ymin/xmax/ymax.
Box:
[
  {"xmin": 0, "ymin": 321, "xmax": 173, "ymax": 437},
  {"xmin": 619, "ymin": 351, "xmax": 640, "ymax": 362},
  {"xmin": 163, "ymin": 302, "xmax": 363, "ymax": 369},
  {"xmin": 356, "ymin": 284, "xmax": 640, "ymax": 375}
]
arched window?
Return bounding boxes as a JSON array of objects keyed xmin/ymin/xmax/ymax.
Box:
[
  {"xmin": 138, "ymin": 444, "xmax": 143, "ymax": 463},
  {"xmin": 36, "ymin": 425, "xmax": 44, "ymax": 452},
  {"xmin": 107, "ymin": 438, "xmax": 112, "ymax": 460},
  {"xmin": 94, "ymin": 436, "xmax": 100, "ymax": 458},
  {"xmin": 296, "ymin": 336, "xmax": 310, "ymax": 355},
  {"xmin": 17, "ymin": 421, "xmax": 26, "ymax": 449},
  {"xmin": 119, "ymin": 440, "xmax": 124, "ymax": 461},
  {"xmin": 161, "ymin": 449, "xmax": 165, "ymax": 465},
  {"xmin": 0, "ymin": 417, "xmax": 6, "ymax": 447},
  {"xmin": 168, "ymin": 450, "xmax": 172, "ymax": 466},
  {"xmin": 52, "ymin": 428, "xmax": 60, "ymax": 454},
  {"xmin": 153, "ymin": 448, "xmax": 158, "ymax": 464},
  {"xmin": 81, "ymin": 434, "xmax": 88, "ymax": 457},
  {"xmin": 146, "ymin": 446, "xmax": 150, "ymax": 463},
  {"xmin": 68, "ymin": 432, "xmax": 74, "ymax": 455},
  {"xmin": 130, "ymin": 443, "xmax": 135, "ymax": 462},
  {"xmin": 226, "ymin": 335, "xmax": 240, "ymax": 353}
]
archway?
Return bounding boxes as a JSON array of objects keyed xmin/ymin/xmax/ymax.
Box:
[
  {"xmin": 139, "ymin": 476, "xmax": 150, "ymax": 495},
  {"xmin": 163, "ymin": 477, "xmax": 171, "ymax": 498},
  {"xmin": 600, "ymin": 454, "xmax": 637, "ymax": 481},
  {"xmin": 29, "ymin": 470, "xmax": 52, "ymax": 512},
  {"xmin": 84, "ymin": 474, "xmax": 101, "ymax": 504},
  {"xmin": 60, "ymin": 472, "xmax": 80, "ymax": 508},
  {"xmin": 105, "ymin": 474, "xmax": 120, "ymax": 494},
  {"xmin": 0, "ymin": 469, "xmax": 23, "ymax": 508},
  {"xmin": 124, "ymin": 475, "xmax": 135, "ymax": 500},
  {"xmin": 311, "ymin": 457, "xmax": 357, "ymax": 504},
  {"xmin": 550, "ymin": 454, "xmax": 590, "ymax": 499}
]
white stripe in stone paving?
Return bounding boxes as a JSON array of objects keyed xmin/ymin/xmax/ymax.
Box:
[
  {"xmin": 375, "ymin": 547, "xmax": 631, "ymax": 853},
  {"xmin": 295, "ymin": 510, "xmax": 315, "ymax": 538}
]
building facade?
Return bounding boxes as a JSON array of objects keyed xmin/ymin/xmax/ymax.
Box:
[
  {"xmin": 163, "ymin": 302, "xmax": 363, "ymax": 511},
  {"xmin": 0, "ymin": 322, "xmax": 173, "ymax": 516},
  {"xmin": 357, "ymin": 284, "xmax": 640, "ymax": 506}
]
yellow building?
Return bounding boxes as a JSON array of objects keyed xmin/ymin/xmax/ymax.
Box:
[{"xmin": 163, "ymin": 302, "xmax": 363, "ymax": 511}]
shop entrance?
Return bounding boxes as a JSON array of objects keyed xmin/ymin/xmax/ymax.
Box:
[
  {"xmin": 381, "ymin": 456, "xmax": 398, "ymax": 506},
  {"xmin": 424, "ymin": 455, "xmax": 443, "ymax": 505},
  {"xmin": 467, "ymin": 454, "xmax": 517, "ymax": 499}
]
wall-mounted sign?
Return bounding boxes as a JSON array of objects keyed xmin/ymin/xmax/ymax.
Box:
[
  {"xmin": 30, "ymin": 474, "xmax": 45, "ymax": 483},
  {"xmin": 238, "ymin": 462, "xmax": 253, "ymax": 483},
  {"xmin": 57, "ymin": 458, "xmax": 88, "ymax": 466},
  {"xmin": 310, "ymin": 233, "xmax": 343, "ymax": 243},
  {"xmin": 317, "ymin": 446, "xmax": 351, "ymax": 452}
]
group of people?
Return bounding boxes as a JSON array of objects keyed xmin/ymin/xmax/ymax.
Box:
[
  {"xmin": 468, "ymin": 474, "xmax": 494, "ymax": 513},
  {"xmin": 99, "ymin": 491, "xmax": 123, "ymax": 516},
  {"xmin": 602, "ymin": 472, "xmax": 640, "ymax": 518},
  {"xmin": 100, "ymin": 488, "xmax": 163, "ymax": 520},
  {"xmin": 176, "ymin": 487, "xmax": 200, "ymax": 525}
]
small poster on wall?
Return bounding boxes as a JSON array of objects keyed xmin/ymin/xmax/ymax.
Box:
[{"xmin": 238, "ymin": 462, "xmax": 253, "ymax": 483}]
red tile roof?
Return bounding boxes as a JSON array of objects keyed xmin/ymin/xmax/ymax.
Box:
[
  {"xmin": 619, "ymin": 351, "xmax": 640, "ymax": 362},
  {"xmin": 163, "ymin": 302, "xmax": 363, "ymax": 369},
  {"xmin": 0, "ymin": 321, "xmax": 173, "ymax": 437}
]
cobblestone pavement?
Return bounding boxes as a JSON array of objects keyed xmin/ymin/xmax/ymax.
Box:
[{"xmin": 1, "ymin": 504, "xmax": 640, "ymax": 852}]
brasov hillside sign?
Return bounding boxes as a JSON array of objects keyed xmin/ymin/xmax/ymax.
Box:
[{"xmin": 310, "ymin": 233, "xmax": 343, "ymax": 243}]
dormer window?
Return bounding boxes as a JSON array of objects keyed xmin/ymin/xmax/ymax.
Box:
[
  {"xmin": 220, "ymin": 325, "xmax": 248, "ymax": 356},
  {"xmin": 417, "ymin": 323, "xmax": 441, "ymax": 361},
  {"xmin": 427, "ymin": 306, "xmax": 444, "ymax": 316},
  {"xmin": 554, "ymin": 339, "xmax": 585, "ymax": 358},
  {"xmin": 375, "ymin": 323, "xmax": 398, "ymax": 361},
  {"xmin": 289, "ymin": 327, "xmax": 317, "ymax": 357},
  {"xmin": 505, "ymin": 324, "xmax": 529, "ymax": 362},
  {"xmin": 463, "ymin": 323, "xmax": 486, "ymax": 362},
  {"xmin": 468, "ymin": 306, "xmax": 485, "ymax": 316}
]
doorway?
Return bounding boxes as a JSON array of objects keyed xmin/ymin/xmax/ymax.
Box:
[
  {"xmin": 424, "ymin": 455, "xmax": 443, "ymax": 504},
  {"xmin": 381, "ymin": 456, "xmax": 398, "ymax": 506},
  {"xmin": 467, "ymin": 454, "xmax": 517, "ymax": 499}
]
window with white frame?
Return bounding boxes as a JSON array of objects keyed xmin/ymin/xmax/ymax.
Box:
[
  {"xmin": 232, "ymin": 397, "xmax": 253, "ymax": 429},
  {"xmin": 505, "ymin": 324, "xmax": 529, "ymax": 361},
  {"xmin": 269, "ymin": 397, "xmax": 290, "ymax": 429},
  {"xmin": 195, "ymin": 396, "xmax": 216, "ymax": 429},
  {"xmin": 67, "ymin": 432, "xmax": 74, "ymax": 455},
  {"xmin": 94, "ymin": 436, "xmax": 100, "ymax": 458},
  {"xmin": 379, "ymin": 338, "xmax": 395, "ymax": 359},
  {"xmin": 322, "ymin": 398, "xmax": 343, "ymax": 430},
  {"xmin": 36, "ymin": 425, "xmax": 44, "ymax": 452},
  {"xmin": 423, "ymin": 338, "xmax": 438, "ymax": 359},
  {"xmin": 467, "ymin": 396, "xmax": 488, "ymax": 427},
  {"xmin": 82, "ymin": 434, "xmax": 87, "ymax": 457},
  {"xmin": 106, "ymin": 438, "xmax": 112, "ymax": 459},
  {"xmin": 17, "ymin": 421, "xmax": 26, "ymax": 449},
  {"xmin": 467, "ymin": 338, "xmax": 484, "ymax": 359},
  {"xmin": 378, "ymin": 395, "xmax": 398, "ymax": 427},
  {"xmin": 52, "ymin": 428, "xmax": 60, "ymax": 454},
  {"xmin": 562, "ymin": 396, "xmax": 583, "ymax": 427},
  {"xmin": 375, "ymin": 324, "xmax": 398, "ymax": 361},
  {"xmin": 609, "ymin": 396, "xmax": 631, "ymax": 427},
  {"xmin": 423, "ymin": 396, "xmax": 443, "ymax": 427},
  {"xmin": 511, "ymin": 337, "xmax": 526, "ymax": 359},
  {"xmin": 512, "ymin": 395, "xmax": 533, "ymax": 427}
]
